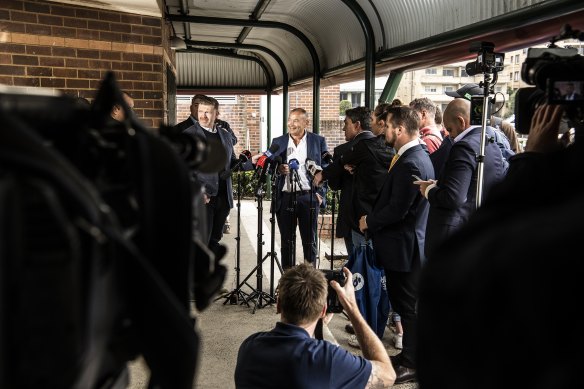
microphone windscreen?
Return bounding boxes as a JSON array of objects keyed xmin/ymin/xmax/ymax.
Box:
[{"xmin": 265, "ymin": 142, "xmax": 280, "ymax": 158}]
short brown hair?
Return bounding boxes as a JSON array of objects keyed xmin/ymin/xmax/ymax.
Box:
[
  {"xmin": 385, "ymin": 106, "xmax": 420, "ymax": 136},
  {"xmin": 277, "ymin": 264, "xmax": 327, "ymax": 325},
  {"xmin": 409, "ymin": 97, "xmax": 436, "ymax": 118}
]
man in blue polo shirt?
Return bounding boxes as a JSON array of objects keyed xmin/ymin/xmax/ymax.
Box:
[{"xmin": 234, "ymin": 264, "xmax": 395, "ymax": 388}]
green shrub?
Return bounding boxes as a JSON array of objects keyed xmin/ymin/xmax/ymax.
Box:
[{"xmin": 339, "ymin": 100, "xmax": 352, "ymax": 116}]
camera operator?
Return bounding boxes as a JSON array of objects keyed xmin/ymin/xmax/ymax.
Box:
[
  {"xmin": 417, "ymin": 100, "xmax": 584, "ymax": 388},
  {"xmin": 234, "ymin": 264, "xmax": 395, "ymax": 389}
]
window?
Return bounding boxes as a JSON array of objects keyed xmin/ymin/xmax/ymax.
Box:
[
  {"xmin": 424, "ymin": 85, "xmax": 438, "ymax": 93},
  {"xmin": 444, "ymin": 85, "xmax": 455, "ymax": 92},
  {"xmin": 460, "ymin": 68, "xmax": 468, "ymax": 77},
  {"xmin": 340, "ymin": 92, "xmax": 348, "ymax": 101},
  {"xmin": 351, "ymin": 93, "xmax": 362, "ymax": 107},
  {"xmin": 425, "ymin": 68, "xmax": 437, "ymax": 75},
  {"xmin": 509, "ymin": 73, "xmax": 513, "ymax": 81},
  {"xmin": 442, "ymin": 68, "xmax": 455, "ymax": 77},
  {"xmin": 515, "ymin": 54, "xmax": 520, "ymax": 64},
  {"xmin": 514, "ymin": 71, "xmax": 519, "ymax": 81}
]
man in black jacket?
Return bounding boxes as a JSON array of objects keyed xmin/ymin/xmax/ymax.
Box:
[{"xmin": 338, "ymin": 107, "xmax": 395, "ymax": 246}]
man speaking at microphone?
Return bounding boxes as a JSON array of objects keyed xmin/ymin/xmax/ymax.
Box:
[{"xmin": 268, "ymin": 108, "xmax": 329, "ymax": 270}]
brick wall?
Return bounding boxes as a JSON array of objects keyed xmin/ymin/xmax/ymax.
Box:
[
  {"xmin": 0, "ymin": 0, "xmax": 173, "ymax": 128},
  {"xmin": 177, "ymin": 87, "xmax": 344, "ymax": 157}
]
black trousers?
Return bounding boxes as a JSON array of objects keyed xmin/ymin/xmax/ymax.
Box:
[
  {"xmin": 385, "ymin": 259, "xmax": 421, "ymax": 369},
  {"xmin": 205, "ymin": 193, "xmax": 230, "ymax": 253},
  {"xmin": 276, "ymin": 191, "xmax": 318, "ymax": 269}
]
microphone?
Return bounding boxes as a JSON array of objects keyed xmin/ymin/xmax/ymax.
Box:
[
  {"xmin": 288, "ymin": 158, "xmax": 300, "ymax": 192},
  {"xmin": 321, "ymin": 151, "xmax": 333, "ymax": 164},
  {"xmin": 254, "ymin": 143, "xmax": 280, "ymax": 178},
  {"xmin": 219, "ymin": 150, "xmax": 251, "ymax": 180},
  {"xmin": 288, "ymin": 158, "xmax": 300, "ymax": 171},
  {"xmin": 305, "ymin": 158, "xmax": 322, "ymax": 178}
]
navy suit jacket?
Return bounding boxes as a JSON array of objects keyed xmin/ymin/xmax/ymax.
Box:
[
  {"xmin": 425, "ymin": 126, "xmax": 507, "ymax": 257},
  {"xmin": 270, "ymin": 131, "xmax": 329, "ymax": 212},
  {"xmin": 367, "ymin": 144, "xmax": 434, "ymax": 272},
  {"xmin": 183, "ymin": 122, "xmax": 241, "ymax": 208}
]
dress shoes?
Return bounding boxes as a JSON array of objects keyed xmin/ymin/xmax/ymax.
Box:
[
  {"xmin": 394, "ymin": 364, "xmax": 417, "ymax": 384},
  {"xmin": 390, "ymin": 353, "xmax": 402, "ymax": 366}
]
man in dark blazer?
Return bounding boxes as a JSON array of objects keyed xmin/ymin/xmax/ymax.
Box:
[
  {"xmin": 335, "ymin": 107, "xmax": 394, "ymax": 247},
  {"xmin": 415, "ymin": 98, "xmax": 507, "ymax": 258},
  {"xmin": 359, "ymin": 105, "xmax": 434, "ymax": 385},
  {"xmin": 175, "ymin": 94, "xmax": 237, "ymax": 146},
  {"xmin": 182, "ymin": 95, "xmax": 249, "ymax": 252},
  {"xmin": 269, "ymin": 108, "xmax": 329, "ymax": 269},
  {"xmin": 313, "ymin": 135, "xmax": 356, "ymax": 256}
]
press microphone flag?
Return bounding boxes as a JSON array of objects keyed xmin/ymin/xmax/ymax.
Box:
[
  {"xmin": 288, "ymin": 158, "xmax": 300, "ymax": 171},
  {"xmin": 305, "ymin": 158, "xmax": 323, "ymax": 178},
  {"xmin": 254, "ymin": 143, "xmax": 280, "ymax": 178}
]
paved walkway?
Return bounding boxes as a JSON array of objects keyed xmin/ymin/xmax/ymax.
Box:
[{"xmin": 129, "ymin": 199, "xmax": 417, "ymax": 388}]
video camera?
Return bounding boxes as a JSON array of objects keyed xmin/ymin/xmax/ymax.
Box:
[
  {"xmin": 465, "ymin": 41, "xmax": 505, "ymax": 76},
  {"xmin": 322, "ymin": 269, "xmax": 346, "ymax": 313},
  {"xmin": 0, "ymin": 71, "xmax": 224, "ymax": 388},
  {"xmin": 515, "ymin": 24, "xmax": 584, "ymax": 134}
]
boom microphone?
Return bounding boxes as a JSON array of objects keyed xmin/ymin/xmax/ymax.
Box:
[
  {"xmin": 321, "ymin": 151, "xmax": 333, "ymax": 164},
  {"xmin": 219, "ymin": 150, "xmax": 252, "ymax": 180}
]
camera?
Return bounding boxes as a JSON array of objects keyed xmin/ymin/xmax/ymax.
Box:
[
  {"xmin": 322, "ymin": 269, "xmax": 346, "ymax": 313},
  {"xmin": 465, "ymin": 41, "xmax": 505, "ymax": 76},
  {"xmin": 515, "ymin": 38, "xmax": 584, "ymax": 134}
]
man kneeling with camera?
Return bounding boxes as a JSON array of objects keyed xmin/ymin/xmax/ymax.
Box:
[{"xmin": 234, "ymin": 265, "xmax": 395, "ymax": 388}]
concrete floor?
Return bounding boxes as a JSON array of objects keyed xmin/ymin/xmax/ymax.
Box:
[{"xmin": 128, "ymin": 199, "xmax": 417, "ymax": 389}]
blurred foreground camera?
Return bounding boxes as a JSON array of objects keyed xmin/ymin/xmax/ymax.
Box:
[
  {"xmin": 515, "ymin": 24, "xmax": 584, "ymax": 134},
  {"xmin": 322, "ymin": 270, "xmax": 346, "ymax": 313}
]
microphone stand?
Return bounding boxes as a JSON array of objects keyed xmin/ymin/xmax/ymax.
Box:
[
  {"xmin": 287, "ymin": 168, "xmax": 301, "ymax": 269},
  {"xmin": 266, "ymin": 162, "xmax": 284, "ymax": 297},
  {"xmin": 221, "ymin": 169, "xmax": 251, "ymax": 306},
  {"xmin": 238, "ymin": 163, "xmax": 276, "ymax": 312},
  {"xmin": 309, "ymin": 182, "xmax": 318, "ymax": 269}
]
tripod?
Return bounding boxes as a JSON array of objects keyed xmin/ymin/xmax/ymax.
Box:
[
  {"xmin": 222, "ymin": 170, "xmax": 251, "ymax": 306},
  {"xmin": 266, "ymin": 168, "xmax": 284, "ymax": 297},
  {"xmin": 239, "ymin": 174, "xmax": 277, "ymax": 312}
]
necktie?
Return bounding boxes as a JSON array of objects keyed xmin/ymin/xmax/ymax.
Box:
[{"xmin": 389, "ymin": 154, "xmax": 400, "ymax": 171}]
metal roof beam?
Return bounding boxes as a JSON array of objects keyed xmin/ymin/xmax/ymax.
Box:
[
  {"xmin": 185, "ymin": 39, "xmax": 289, "ymax": 129},
  {"xmin": 167, "ymin": 13, "xmax": 322, "ymax": 133}
]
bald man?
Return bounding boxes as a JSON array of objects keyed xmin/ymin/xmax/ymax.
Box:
[{"xmin": 415, "ymin": 98, "xmax": 507, "ymax": 258}]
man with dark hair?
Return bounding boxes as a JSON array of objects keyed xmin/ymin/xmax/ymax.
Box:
[
  {"xmin": 335, "ymin": 107, "xmax": 395, "ymax": 247},
  {"xmin": 359, "ymin": 105, "xmax": 434, "ymax": 384},
  {"xmin": 234, "ymin": 264, "xmax": 395, "ymax": 389},
  {"xmin": 175, "ymin": 94, "xmax": 237, "ymax": 145},
  {"xmin": 182, "ymin": 95, "xmax": 246, "ymax": 251},
  {"xmin": 315, "ymin": 106, "xmax": 394, "ymax": 346}
]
